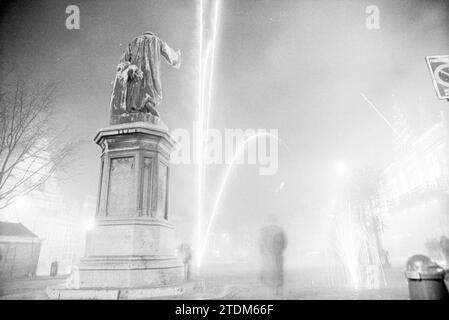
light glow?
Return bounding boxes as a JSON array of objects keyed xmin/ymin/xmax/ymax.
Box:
[
  {"xmin": 335, "ymin": 203, "xmax": 362, "ymax": 290},
  {"xmin": 196, "ymin": 0, "xmax": 222, "ymax": 270},
  {"xmin": 83, "ymin": 219, "xmax": 95, "ymax": 231}
]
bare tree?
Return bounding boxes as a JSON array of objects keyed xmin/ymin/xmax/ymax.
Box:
[{"xmin": 0, "ymin": 79, "xmax": 76, "ymax": 209}]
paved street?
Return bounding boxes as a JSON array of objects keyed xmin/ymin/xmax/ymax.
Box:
[
  {"xmin": 1, "ymin": 265, "xmax": 444, "ymax": 300},
  {"xmin": 198, "ymin": 264, "xmax": 411, "ymax": 300}
]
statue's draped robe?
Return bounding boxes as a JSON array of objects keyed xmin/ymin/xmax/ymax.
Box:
[
  {"xmin": 259, "ymin": 224, "xmax": 287, "ymax": 287},
  {"xmin": 110, "ymin": 33, "xmax": 180, "ymax": 117}
]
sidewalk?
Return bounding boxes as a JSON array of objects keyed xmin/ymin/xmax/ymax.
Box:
[{"xmin": 0, "ymin": 275, "xmax": 68, "ymax": 299}]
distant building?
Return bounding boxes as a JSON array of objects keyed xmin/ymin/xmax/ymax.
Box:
[
  {"xmin": 1, "ymin": 180, "xmax": 96, "ymax": 276},
  {"xmin": 0, "ymin": 222, "xmax": 41, "ymax": 279},
  {"xmin": 0, "ymin": 133, "xmax": 99, "ymax": 276},
  {"xmin": 380, "ymin": 110, "xmax": 449, "ymax": 265}
]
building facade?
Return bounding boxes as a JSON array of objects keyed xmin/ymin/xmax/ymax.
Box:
[
  {"xmin": 0, "ymin": 222, "xmax": 41, "ymax": 279},
  {"xmin": 380, "ymin": 111, "xmax": 449, "ymax": 265}
]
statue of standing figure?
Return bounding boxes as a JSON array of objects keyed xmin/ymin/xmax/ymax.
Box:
[{"xmin": 110, "ymin": 31, "xmax": 181, "ymax": 124}]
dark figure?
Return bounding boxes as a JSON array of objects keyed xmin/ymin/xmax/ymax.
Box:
[
  {"xmin": 382, "ymin": 249, "xmax": 391, "ymax": 268},
  {"xmin": 178, "ymin": 243, "xmax": 192, "ymax": 281},
  {"xmin": 440, "ymin": 236, "xmax": 449, "ymax": 267},
  {"xmin": 259, "ymin": 217, "xmax": 287, "ymax": 296},
  {"xmin": 50, "ymin": 261, "xmax": 58, "ymax": 277}
]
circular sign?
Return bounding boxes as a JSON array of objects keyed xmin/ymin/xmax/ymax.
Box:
[{"xmin": 434, "ymin": 63, "xmax": 449, "ymax": 87}]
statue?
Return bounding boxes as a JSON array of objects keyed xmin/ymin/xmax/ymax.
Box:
[
  {"xmin": 48, "ymin": 32, "xmax": 191, "ymax": 299},
  {"xmin": 110, "ymin": 31, "xmax": 181, "ymax": 124}
]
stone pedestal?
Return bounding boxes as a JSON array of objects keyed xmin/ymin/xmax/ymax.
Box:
[{"xmin": 48, "ymin": 119, "xmax": 194, "ymax": 298}]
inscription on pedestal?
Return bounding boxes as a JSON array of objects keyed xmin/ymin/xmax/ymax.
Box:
[{"xmin": 107, "ymin": 157, "xmax": 136, "ymax": 216}]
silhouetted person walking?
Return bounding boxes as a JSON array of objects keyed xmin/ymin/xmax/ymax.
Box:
[
  {"xmin": 259, "ymin": 216, "xmax": 287, "ymax": 296},
  {"xmin": 178, "ymin": 243, "xmax": 192, "ymax": 281}
]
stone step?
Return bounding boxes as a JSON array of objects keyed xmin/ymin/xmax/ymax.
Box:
[{"xmin": 47, "ymin": 280, "xmax": 205, "ymax": 300}]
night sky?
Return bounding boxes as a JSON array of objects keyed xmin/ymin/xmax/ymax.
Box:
[{"xmin": 1, "ymin": 0, "xmax": 448, "ymax": 263}]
